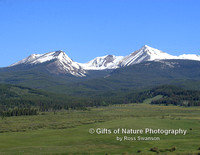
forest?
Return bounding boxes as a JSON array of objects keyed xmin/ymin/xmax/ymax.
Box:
[
  {"xmin": 149, "ymin": 85, "xmax": 200, "ymax": 106},
  {"xmin": 0, "ymin": 84, "xmax": 200, "ymax": 118}
]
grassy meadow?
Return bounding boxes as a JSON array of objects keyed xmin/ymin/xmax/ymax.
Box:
[{"xmin": 0, "ymin": 99, "xmax": 200, "ymax": 154}]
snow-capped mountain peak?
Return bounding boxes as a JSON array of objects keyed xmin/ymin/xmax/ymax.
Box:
[
  {"xmin": 119, "ymin": 45, "xmax": 176, "ymax": 67},
  {"xmin": 80, "ymin": 55, "xmax": 124, "ymax": 70},
  {"xmin": 141, "ymin": 45, "xmax": 164, "ymax": 54},
  {"xmin": 10, "ymin": 50, "xmax": 67, "ymax": 66},
  {"xmin": 10, "ymin": 50, "xmax": 86, "ymax": 77}
]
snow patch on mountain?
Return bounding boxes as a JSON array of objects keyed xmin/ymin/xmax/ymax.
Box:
[{"xmin": 178, "ymin": 54, "xmax": 200, "ymax": 61}]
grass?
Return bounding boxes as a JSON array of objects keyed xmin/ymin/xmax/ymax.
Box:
[{"xmin": 0, "ymin": 102, "xmax": 200, "ymax": 154}]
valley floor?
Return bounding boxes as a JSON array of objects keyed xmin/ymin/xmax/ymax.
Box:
[{"xmin": 0, "ymin": 102, "xmax": 200, "ymax": 154}]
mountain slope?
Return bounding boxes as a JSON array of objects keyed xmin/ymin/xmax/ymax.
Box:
[
  {"xmin": 71, "ymin": 59, "xmax": 200, "ymax": 93},
  {"xmin": 1, "ymin": 59, "xmax": 200, "ymax": 94}
]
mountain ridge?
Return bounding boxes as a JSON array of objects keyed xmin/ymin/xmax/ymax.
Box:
[{"xmin": 8, "ymin": 45, "xmax": 200, "ymax": 77}]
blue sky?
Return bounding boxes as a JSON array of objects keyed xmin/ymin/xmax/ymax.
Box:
[{"xmin": 0, "ymin": 0, "xmax": 199, "ymax": 67}]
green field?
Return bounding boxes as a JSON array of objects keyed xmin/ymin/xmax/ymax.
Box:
[{"xmin": 0, "ymin": 101, "xmax": 200, "ymax": 154}]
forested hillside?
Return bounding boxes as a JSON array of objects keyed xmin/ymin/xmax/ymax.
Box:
[
  {"xmin": 150, "ymin": 85, "xmax": 200, "ymax": 106},
  {"xmin": 0, "ymin": 84, "xmax": 103, "ymax": 117},
  {"xmin": 1, "ymin": 83, "xmax": 200, "ymax": 118}
]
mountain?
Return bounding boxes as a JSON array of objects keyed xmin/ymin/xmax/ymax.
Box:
[
  {"xmin": 119, "ymin": 45, "xmax": 200, "ymax": 67},
  {"xmin": 119, "ymin": 45, "xmax": 176, "ymax": 67},
  {"xmin": 10, "ymin": 50, "xmax": 86, "ymax": 77},
  {"xmin": 82, "ymin": 45, "xmax": 200, "ymax": 69},
  {"xmin": 80, "ymin": 55, "xmax": 124, "ymax": 70},
  {"xmin": 1, "ymin": 59, "xmax": 200, "ymax": 94},
  {"xmin": 79, "ymin": 45, "xmax": 200, "ymax": 69},
  {"xmin": 1, "ymin": 45, "xmax": 200, "ymax": 94},
  {"xmin": 8, "ymin": 45, "xmax": 200, "ymax": 73},
  {"xmin": 79, "ymin": 45, "xmax": 178, "ymax": 69},
  {"xmin": 73, "ymin": 59, "xmax": 200, "ymax": 93}
]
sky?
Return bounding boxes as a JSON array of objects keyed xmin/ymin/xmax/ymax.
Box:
[{"xmin": 0, "ymin": 0, "xmax": 199, "ymax": 67}]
